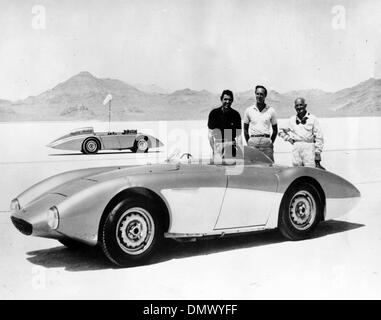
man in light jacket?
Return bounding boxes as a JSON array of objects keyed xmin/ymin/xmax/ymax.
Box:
[{"xmin": 278, "ymin": 97, "xmax": 324, "ymax": 168}]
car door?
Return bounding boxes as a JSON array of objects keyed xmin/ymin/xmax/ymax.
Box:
[
  {"xmin": 118, "ymin": 134, "xmax": 135, "ymax": 149},
  {"xmin": 214, "ymin": 165, "xmax": 279, "ymax": 229},
  {"xmin": 99, "ymin": 133, "xmax": 121, "ymax": 150},
  {"xmin": 160, "ymin": 164, "xmax": 228, "ymax": 234}
]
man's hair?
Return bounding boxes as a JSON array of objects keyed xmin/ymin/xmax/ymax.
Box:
[
  {"xmin": 294, "ymin": 97, "xmax": 306, "ymax": 105},
  {"xmin": 220, "ymin": 89, "xmax": 234, "ymax": 101},
  {"xmin": 255, "ymin": 85, "xmax": 267, "ymax": 97}
]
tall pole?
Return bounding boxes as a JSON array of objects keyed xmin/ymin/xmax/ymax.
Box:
[{"xmin": 108, "ymin": 99, "xmax": 111, "ymax": 132}]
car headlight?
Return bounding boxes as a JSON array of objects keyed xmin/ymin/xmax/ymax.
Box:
[
  {"xmin": 10, "ymin": 198, "xmax": 20, "ymax": 212},
  {"xmin": 47, "ymin": 206, "xmax": 59, "ymax": 230}
]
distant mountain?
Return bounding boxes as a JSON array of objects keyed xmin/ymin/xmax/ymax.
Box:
[
  {"xmin": 0, "ymin": 99, "xmax": 11, "ymax": 105},
  {"xmin": 284, "ymin": 89, "xmax": 331, "ymax": 99},
  {"xmin": 60, "ymin": 104, "xmax": 96, "ymax": 118},
  {"xmin": 8, "ymin": 71, "xmax": 152, "ymax": 121},
  {"xmin": 0, "ymin": 99, "xmax": 15, "ymax": 120},
  {"xmin": 133, "ymin": 83, "xmax": 169, "ymax": 94},
  {"xmin": 164, "ymin": 88, "xmax": 218, "ymax": 118},
  {"xmin": 329, "ymin": 78, "xmax": 381, "ymax": 114},
  {"xmin": 0, "ymin": 107, "xmax": 15, "ymax": 115},
  {"xmin": 1, "ymin": 71, "xmax": 380, "ymax": 121}
]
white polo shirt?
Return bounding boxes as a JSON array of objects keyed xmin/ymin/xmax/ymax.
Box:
[{"xmin": 243, "ymin": 104, "xmax": 277, "ymax": 136}]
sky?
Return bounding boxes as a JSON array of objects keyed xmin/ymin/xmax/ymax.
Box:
[{"xmin": 0, "ymin": 0, "xmax": 380, "ymax": 100}]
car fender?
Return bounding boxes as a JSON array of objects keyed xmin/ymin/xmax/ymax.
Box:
[
  {"xmin": 135, "ymin": 134, "xmax": 164, "ymax": 148},
  {"xmin": 56, "ymin": 175, "xmax": 174, "ymax": 244},
  {"xmin": 47, "ymin": 134, "xmax": 95, "ymax": 151},
  {"xmin": 272, "ymin": 166, "xmax": 360, "ymax": 223}
]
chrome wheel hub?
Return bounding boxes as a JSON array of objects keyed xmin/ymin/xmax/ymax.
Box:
[
  {"xmin": 86, "ymin": 140, "xmax": 97, "ymax": 152},
  {"xmin": 137, "ymin": 139, "xmax": 148, "ymax": 151},
  {"xmin": 116, "ymin": 207, "xmax": 154, "ymax": 255},
  {"xmin": 289, "ymin": 191, "xmax": 316, "ymax": 230}
]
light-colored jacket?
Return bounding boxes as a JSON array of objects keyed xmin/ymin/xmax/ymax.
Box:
[{"xmin": 278, "ymin": 113, "xmax": 324, "ymax": 154}]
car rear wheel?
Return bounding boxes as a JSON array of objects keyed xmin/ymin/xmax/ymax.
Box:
[
  {"xmin": 131, "ymin": 136, "xmax": 150, "ymax": 153},
  {"xmin": 82, "ymin": 138, "xmax": 99, "ymax": 154},
  {"xmin": 100, "ymin": 197, "xmax": 164, "ymax": 266},
  {"xmin": 278, "ymin": 182, "xmax": 323, "ymax": 240}
]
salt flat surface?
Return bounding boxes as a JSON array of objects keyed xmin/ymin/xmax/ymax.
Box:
[{"xmin": 0, "ymin": 117, "xmax": 381, "ymax": 299}]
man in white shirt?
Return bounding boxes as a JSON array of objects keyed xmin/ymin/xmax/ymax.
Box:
[
  {"xmin": 243, "ymin": 85, "xmax": 278, "ymax": 161},
  {"xmin": 278, "ymin": 97, "xmax": 324, "ymax": 168}
]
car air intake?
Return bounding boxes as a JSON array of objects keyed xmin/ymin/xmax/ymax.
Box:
[{"xmin": 11, "ymin": 216, "xmax": 33, "ymax": 235}]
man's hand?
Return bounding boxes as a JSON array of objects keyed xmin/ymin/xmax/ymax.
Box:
[
  {"xmin": 278, "ymin": 129, "xmax": 294, "ymax": 144},
  {"xmin": 284, "ymin": 137, "xmax": 294, "ymax": 144},
  {"xmin": 315, "ymin": 153, "xmax": 325, "ymax": 170},
  {"xmin": 214, "ymin": 143, "xmax": 223, "ymax": 155},
  {"xmin": 214, "ymin": 141, "xmax": 236, "ymax": 157}
]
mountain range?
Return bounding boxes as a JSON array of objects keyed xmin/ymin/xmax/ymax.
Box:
[{"xmin": 0, "ymin": 71, "xmax": 380, "ymax": 121}]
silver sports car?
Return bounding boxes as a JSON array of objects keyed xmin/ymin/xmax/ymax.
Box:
[
  {"xmin": 47, "ymin": 127, "xmax": 163, "ymax": 154},
  {"xmin": 10, "ymin": 146, "xmax": 360, "ymax": 266}
]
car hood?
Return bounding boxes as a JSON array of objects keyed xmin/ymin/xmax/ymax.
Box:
[
  {"xmin": 46, "ymin": 161, "xmax": 228, "ymax": 197},
  {"xmin": 81, "ymin": 163, "xmax": 180, "ymax": 182},
  {"xmin": 15, "ymin": 165, "xmax": 139, "ymax": 208},
  {"xmin": 35, "ymin": 163, "xmax": 179, "ymax": 197}
]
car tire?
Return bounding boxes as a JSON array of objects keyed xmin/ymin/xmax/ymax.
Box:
[
  {"xmin": 82, "ymin": 138, "xmax": 99, "ymax": 154},
  {"xmin": 100, "ymin": 197, "xmax": 164, "ymax": 266},
  {"xmin": 278, "ymin": 182, "xmax": 323, "ymax": 240},
  {"xmin": 131, "ymin": 136, "xmax": 150, "ymax": 153}
]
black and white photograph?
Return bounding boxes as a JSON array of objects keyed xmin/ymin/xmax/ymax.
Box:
[{"xmin": 1, "ymin": 0, "xmax": 381, "ymax": 301}]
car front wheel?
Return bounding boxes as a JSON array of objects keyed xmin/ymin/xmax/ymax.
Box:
[
  {"xmin": 131, "ymin": 137, "xmax": 150, "ymax": 153},
  {"xmin": 278, "ymin": 182, "xmax": 323, "ymax": 240},
  {"xmin": 100, "ymin": 197, "xmax": 164, "ymax": 266},
  {"xmin": 82, "ymin": 138, "xmax": 99, "ymax": 154}
]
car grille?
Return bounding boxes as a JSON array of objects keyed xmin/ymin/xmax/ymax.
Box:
[{"xmin": 11, "ymin": 216, "xmax": 33, "ymax": 235}]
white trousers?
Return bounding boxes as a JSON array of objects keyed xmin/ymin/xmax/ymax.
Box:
[{"xmin": 292, "ymin": 142, "xmax": 315, "ymax": 167}]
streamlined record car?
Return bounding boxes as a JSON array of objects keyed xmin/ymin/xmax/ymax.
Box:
[
  {"xmin": 47, "ymin": 127, "xmax": 163, "ymax": 154},
  {"xmin": 10, "ymin": 146, "xmax": 360, "ymax": 266}
]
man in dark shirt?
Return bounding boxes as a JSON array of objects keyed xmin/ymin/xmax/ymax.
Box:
[{"xmin": 208, "ymin": 90, "xmax": 242, "ymax": 158}]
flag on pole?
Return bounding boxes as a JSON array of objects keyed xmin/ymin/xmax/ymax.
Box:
[{"xmin": 103, "ymin": 94, "xmax": 113, "ymax": 106}]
